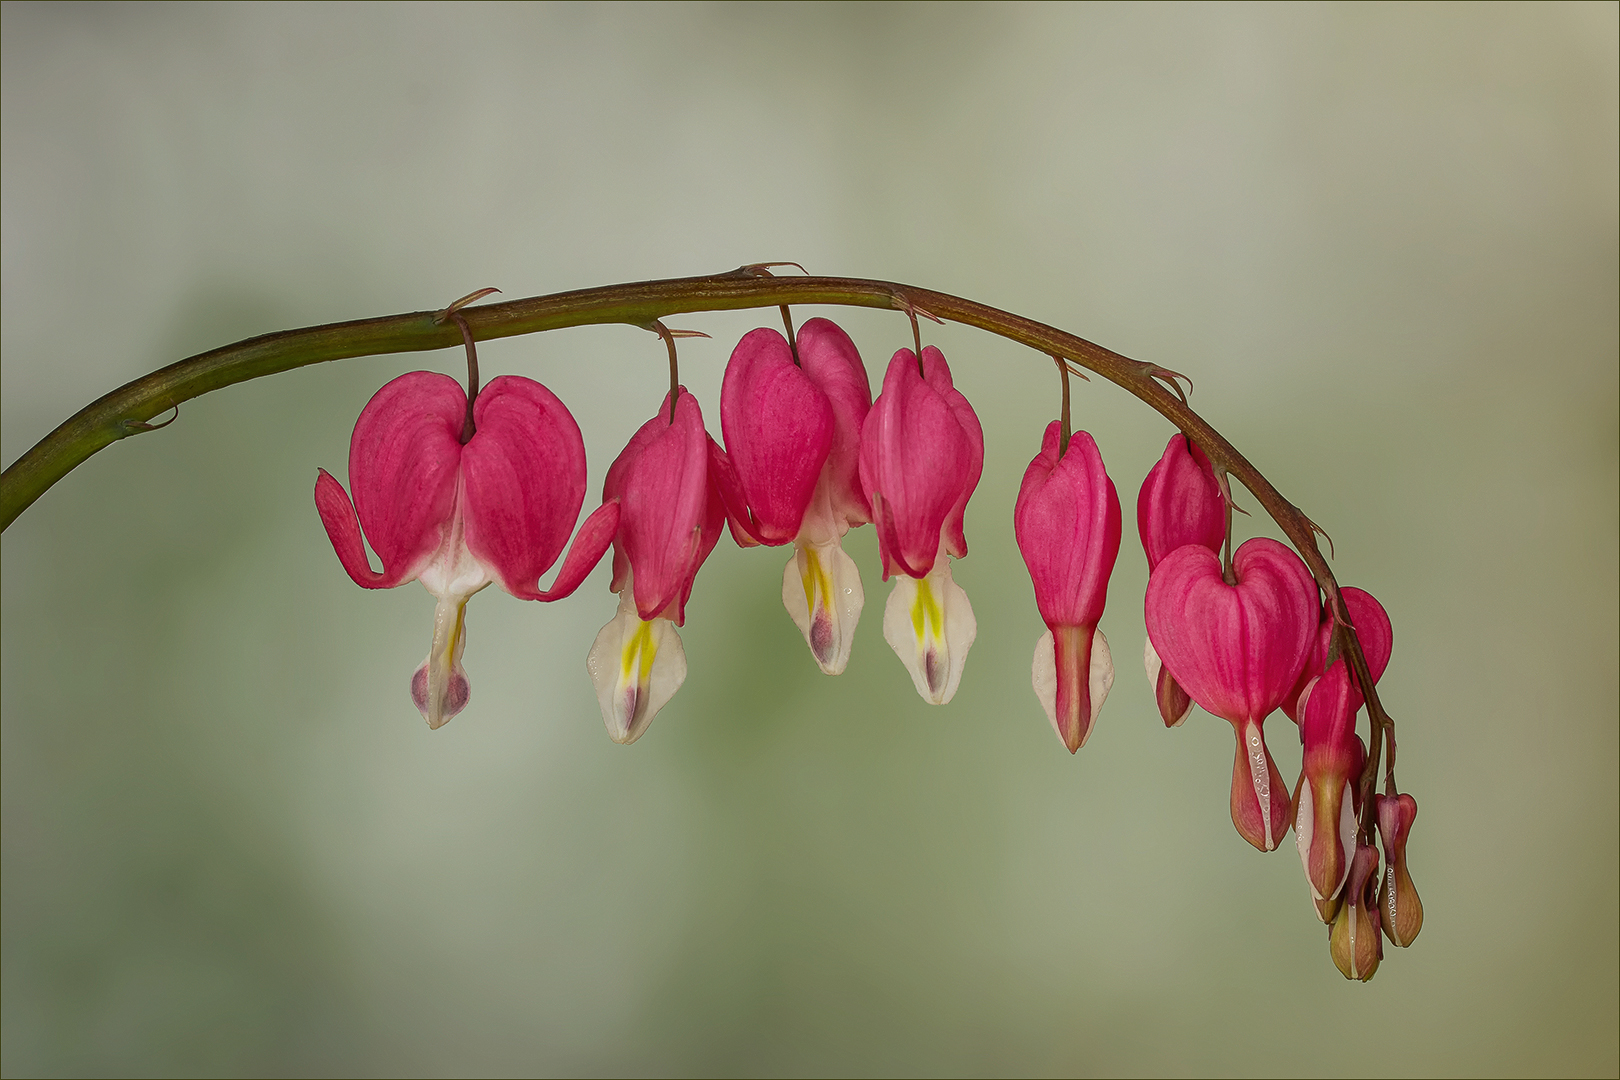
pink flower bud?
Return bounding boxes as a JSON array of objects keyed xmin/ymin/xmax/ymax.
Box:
[
  {"xmin": 1375, "ymin": 792, "xmax": 1424, "ymax": 947},
  {"xmin": 1329, "ymin": 843, "xmax": 1385, "ymax": 981},
  {"xmin": 1144, "ymin": 537, "xmax": 1319, "ymax": 850},
  {"xmin": 1136, "ymin": 434, "xmax": 1226, "ymax": 570},
  {"xmin": 1294, "ymin": 660, "xmax": 1366, "ymax": 909},
  {"xmin": 1015, "ymin": 423, "xmax": 1122, "ymax": 751}
]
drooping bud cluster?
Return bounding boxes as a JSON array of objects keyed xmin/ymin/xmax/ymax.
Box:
[{"xmin": 313, "ymin": 302, "xmax": 1421, "ymax": 983}]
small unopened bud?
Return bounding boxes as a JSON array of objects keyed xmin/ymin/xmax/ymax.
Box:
[
  {"xmin": 1329, "ymin": 843, "xmax": 1383, "ymax": 981},
  {"xmin": 1375, "ymin": 793, "xmax": 1424, "ymax": 947}
]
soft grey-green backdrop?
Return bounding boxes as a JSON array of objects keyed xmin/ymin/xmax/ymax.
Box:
[{"xmin": 3, "ymin": 4, "xmax": 1616, "ymax": 1077}]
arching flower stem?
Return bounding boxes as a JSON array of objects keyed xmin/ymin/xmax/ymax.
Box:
[{"xmin": 0, "ymin": 267, "xmax": 1396, "ymax": 830}]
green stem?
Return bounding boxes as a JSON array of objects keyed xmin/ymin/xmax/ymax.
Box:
[{"xmin": 0, "ymin": 266, "xmax": 1395, "ymax": 784}]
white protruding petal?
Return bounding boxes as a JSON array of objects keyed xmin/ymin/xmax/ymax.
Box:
[
  {"xmin": 412, "ymin": 594, "xmax": 473, "ymax": 729},
  {"xmin": 586, "ymin": 588, "xmax": 687, "ymax": 745},
  {"xmin": 1243, "ymin": 718, "xmax": 1276, "ymax": 851},
  {"xmin": 781, "ymin": 538, "xmax": 865, "ymax": 675},
  {"xmin": 1091, "ymin": 629, "xmax": 1115, "ymax": 720},
  {"xmin": 1032, "ymin": 629, "xmax": 1060, "ymax": 743},
  {"xmin": 409, "ymin": 493, "xmax": 490, "ymax": 730},
  {"xmin": 1295, "ymin": 781, "xmax": 1321, "ymax": 903},
  {"xmin": 882, "ymin": 558, "xmax": 976, "ymax": 705},
  {"xmin": 1335, "ymin": 779, "xmax": 1359, "ymax": 899},
  {"xmin": 1031, "ymin": 627, "xmax": 1114, "ymax": 747}
]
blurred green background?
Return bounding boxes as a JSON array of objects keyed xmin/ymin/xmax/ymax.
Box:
[{"xmin": 3, "ymin": 3, "xmax": 1615, "ymax": 1077}]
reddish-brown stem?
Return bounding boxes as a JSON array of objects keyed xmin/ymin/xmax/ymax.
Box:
[
  {"xmin": 1052, "ymin": 355, "xmax": 1071, "ymax": 458},
  {"xmin": 0, "ymin": 268, "xmax": 1396, "ymax": 803}
]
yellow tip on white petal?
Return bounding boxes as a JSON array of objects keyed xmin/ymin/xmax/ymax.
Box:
[
  {"xmin": 882, "ymin": 560, "xmax": 975, "ymax": 705},
  {"xmin": 586, "ymin": 590, "xmax": 687, "ymax": 745},
  {"xmin": 781, "ymin": 539, "xmax": 864, "ymax": 675}
]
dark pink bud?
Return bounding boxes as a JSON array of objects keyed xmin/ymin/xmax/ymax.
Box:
[
  {"xmin": 1136, "ymin": 434, "xmax": 1226, "ymax": 570},
  {"xmin": 1295, "ymin": 660, "xmax": 1366, "ymax": 908},
  {"xmin": 859, "ymin": 347, "xmax": 983, "ymax": 580},
  {"xmin": 1284, "ymin": 586, "xmax": 1393, "ymax": 724},
  {"xmin": 1014, "ymin": 423, "xmax": 1122, "ymax": 751},
  {"xmin": 1375, "ymin": 793, "xmax": 1424, "ymax": 947},
  {"xmin": 1330, "ymin": 843, "xmax": 1384, "ymax": 981},
  {"xmin": 1144, "ymin": 537, "xmax": 1319, "ymax": 850}
]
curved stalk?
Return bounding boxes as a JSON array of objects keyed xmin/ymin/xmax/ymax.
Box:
[{"xmin": 0, "ymin": 267, "xmax": 1395, "ymax": 806}]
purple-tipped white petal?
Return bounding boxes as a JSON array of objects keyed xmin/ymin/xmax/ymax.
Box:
[
  {"xmin": 411, "ymin": 593, "xmax": 474, "ymax": 729},
  {"xmin": 781, "ymin": 538, "xmax": 865, "ymax": 675},
  {"xmin": 1032, "ymin": 628, "xmax": 1114, "ymax": 750},
  {"xmin": 881, "ymin": 557, "xmax": 976, "ymax": 704},
  {"xmin": 586, "ymin": 587, "xmax": 687, "ymax": 745}
]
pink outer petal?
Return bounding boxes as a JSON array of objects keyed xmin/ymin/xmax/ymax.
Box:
[
  {"xmin": 858, "ymin": 349, "xmax": 972, "ymax": 579},
  {"xmin": 612, "ymin": 389, "xmax": 711, "ymax": 621},
  {"xmin": 518, "ymin": 500, "xmax": 621, "ymax": 602},
  {"xmin": 460, "ymin": 375, "xmax": 588, "ymax": 598},
  {"xmin": 1137, "ymin": 433, "xmax": 1226, "ymax": 570},
  {"xmin": 669, "ymin": 448, "xmax": 728, "ymax": 625},
  {"xmin": 1283, "ymin": 586, "xmax": 1394, "ymax": 724},
  {"xmin": 316, "ymin": 371, "xmax": 465, "ymax": 588},
  {"xmin": 1144, "ymin": 537, "xmax": 1319, "ymax": 724},
  {"xmin": 1014, "ymin": 422, "xmax": 1121, "ymax": 630},
  {"xmin": 796, "ymin": 318, "xmax": 873, "ymax": 527},
  {"xmin": 923, "ymin": 347, "xmax": 984, "ymax": 560},
  {"xmin": 706, "ymin": 435, "xmax": 764, "ymax": 548},
  {"xmin": 719, "ymin": 328, "xmax": 834, "ymax": 545}
]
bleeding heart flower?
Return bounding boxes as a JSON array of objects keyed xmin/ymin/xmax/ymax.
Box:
[
  {"xmin": 1144, "ymin": 537, "xmax": 1319, "ymax": 851},
  {"xmin": 1375, "ymin": 792, "xmax": 1424, "ymax": 947},
  {"xmin": 1137, "ymin": 433, "xmax": 1227, "ymax": 727},
  {"xmin": 316, "ymin": 372, "xmax": 619, "ymax": 729},
  {"xmin": 1284, "ymin": 586, "xmax": 1394, "ymax": 724},
  {"xmin": 1015, "ymin": 423, "xmax": 1122, "ymax": 751},
  {"xmin": 1329, "ymin": 842, "xmax": 1385, "ymax": 981},
  {"xmin": 1294, "ymin": 659, "xmax": 1366, "ymax": 912},
  {"xmin": 717, "ymin": 319, "xmax": 873, "ymax": 674},
  {"xmin": 859, "ymin": 346, "xmax": 984, "ymax": 704},
  {"xmin": 586, "ymin": 388, "xmax": 725, "ymax": 744}
]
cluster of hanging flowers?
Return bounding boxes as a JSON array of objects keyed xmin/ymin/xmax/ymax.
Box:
[{"xmin": 314, "ymin": 302, "xmax": 1420, "ymax": 981}]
